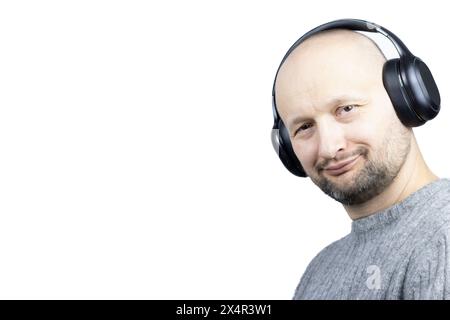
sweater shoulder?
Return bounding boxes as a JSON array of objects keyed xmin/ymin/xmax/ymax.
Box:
[
  {"xmin": 293, "ymin": 233, "xmax": 351, "ymax": 299},
  {"xmin": 414, "ymin": 191, "xmax": 450, "ymax": 237},
  {"xmin": 406, "ymin": 180, "xmax": 450, "ymax": 238},
  {"xmin": 403, "ymin": 224, "xmax": 450, "ymax": 299}
]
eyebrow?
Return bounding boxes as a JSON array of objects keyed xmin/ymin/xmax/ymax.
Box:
[{"xmin": 286, "ymin": 95, "xmax": 366, "ymax": 130}]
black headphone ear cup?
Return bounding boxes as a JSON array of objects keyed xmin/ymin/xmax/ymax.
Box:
[
  {"xmin": 272, "ymin": 120, "xmax": 307, "ymax": 177},
  {"xmin": 402, "ymin": 57, "xmax": 440, "ymax": 122},
  {"xmin": 382, "ymin": 58, "xmax": 425, "ymax": 127}
]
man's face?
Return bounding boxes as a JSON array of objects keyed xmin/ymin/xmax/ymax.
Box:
[{"xmin": 275, "ymin": 31, "xmax": 412, "ymax": 205}]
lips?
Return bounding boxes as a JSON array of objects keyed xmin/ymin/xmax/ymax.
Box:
[{"xmin": 323, "ymin": 155, "xmax": 361, "ymax": 176}]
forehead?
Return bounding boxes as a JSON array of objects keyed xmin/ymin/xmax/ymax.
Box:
[{"xmin": 274, "ymin": 30, "xmax": 385, "ymax": 119}]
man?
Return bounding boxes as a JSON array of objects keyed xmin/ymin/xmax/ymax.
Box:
[{"xmin": 273, "ymin": 25, "xmax": 450, "ymax": 299}]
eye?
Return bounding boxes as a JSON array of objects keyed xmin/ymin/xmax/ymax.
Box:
[
  {"xmin": 294, "ymin": 122, "xmax": 313, "ymax": 136},
  {"xmin": 336, "ymin": 105, "xmax": 357, "ymax": 116}
]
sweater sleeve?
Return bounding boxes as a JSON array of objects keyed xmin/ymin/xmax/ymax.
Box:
[{"xmin": 403, "ymin": 226, "xmax": 450, "ymax": 300}]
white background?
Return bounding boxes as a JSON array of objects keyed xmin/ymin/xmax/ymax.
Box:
[{"xmin": 0, "ymin": 0, "xmax": 449, "ymax": 299}]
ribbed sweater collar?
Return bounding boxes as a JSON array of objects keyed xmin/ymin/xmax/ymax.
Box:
[{"xmin": 351, "ymin": 178, "xmax": 449, "ymax": 234}]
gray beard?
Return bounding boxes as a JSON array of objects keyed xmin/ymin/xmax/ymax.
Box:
[
  {"xmin": 316, "ymin": 153, "xmax": 395, "ymax": 205},
  {"xmin": 311, "ymin": 141, "xmax": 410, "ymax": 205}
]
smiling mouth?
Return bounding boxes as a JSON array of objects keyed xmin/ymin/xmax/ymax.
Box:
[{"xmin": 323, "ymin": 155, "xmax": 361, "ymax": 177}]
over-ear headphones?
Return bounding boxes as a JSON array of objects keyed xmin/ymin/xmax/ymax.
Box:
[{"xmin": 271, "ymin": 19, "xmax": 441, "ymax": 178}]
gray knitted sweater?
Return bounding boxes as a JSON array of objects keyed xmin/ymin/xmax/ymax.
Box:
[{"xmin": 294, "ymin": 178, "xmax": 450, "ymax": 300}]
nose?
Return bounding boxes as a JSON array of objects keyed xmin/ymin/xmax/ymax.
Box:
[{"xmin": 316, "ymin": 119, "xmax": 346, "ymax": 160}]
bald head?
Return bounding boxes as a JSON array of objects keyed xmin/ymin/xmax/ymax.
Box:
[{"xmin": 274, "ymin": 29, "xmax": 388, "ymax": 127}]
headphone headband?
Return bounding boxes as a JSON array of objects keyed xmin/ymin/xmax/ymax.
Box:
[{"xmin": 272, "ymin": 19, "xmax": 412, "ymax": 98}]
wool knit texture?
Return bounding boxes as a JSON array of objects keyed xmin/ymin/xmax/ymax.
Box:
[{"xmin": 294, "ymin": 178, "xmax": 450, "ymax": 299}]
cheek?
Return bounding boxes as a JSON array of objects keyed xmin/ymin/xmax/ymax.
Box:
[
  {"xmin": 348, "ymin": 121, "xmax": 378, "ymax": 145},
  {"xmin": 292, "ymin": 140, "xmax": 318, "ymax": 170},
  {"xmin": 354, "ymin": 102, "xmax": 398, "ymax": 148},
  {"xmin": 346, "ymin": 118, "xmax": 395, "ymax": 161}
]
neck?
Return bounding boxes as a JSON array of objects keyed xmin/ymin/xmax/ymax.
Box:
[{"xmin": 344, "ymin": 135, "xmax": 439, "ymax": 220}]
